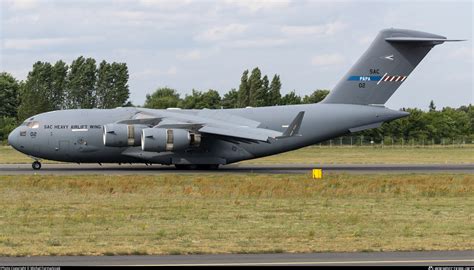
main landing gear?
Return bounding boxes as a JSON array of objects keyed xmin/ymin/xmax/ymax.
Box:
[
  {"xmin": 32, "ymin": 160, "xmax": 42, "ymax": 170},
  {"xmin": 175, "ymin": 164, "xmax": 219, "ymax": 170}
]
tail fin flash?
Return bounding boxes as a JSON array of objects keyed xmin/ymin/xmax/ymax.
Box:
[{"xmin": 323, "ymin": 28, "xmax": 463, "ymax": 105}]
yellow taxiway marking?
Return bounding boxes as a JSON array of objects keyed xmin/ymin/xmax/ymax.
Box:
[{"xmin": 117, "ymin": 258, "xmax": 474, "ymax": 266}]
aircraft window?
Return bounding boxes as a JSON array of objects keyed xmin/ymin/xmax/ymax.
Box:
[
  {"xmin": 27, "ymin": 121, "xmax": 39, "ymax": 129},
  {"xmin": 21, "ymin": 122, "xmax": 31, "ymax": 126}
]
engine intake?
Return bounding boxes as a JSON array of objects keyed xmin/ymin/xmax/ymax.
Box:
[
  {"xmin": 103, "ymin": 124, "xmax": 146, "ymax": 147},
  {"xmin": 141, "ymin": 128, "xmax": 200, "ymax": 152}
]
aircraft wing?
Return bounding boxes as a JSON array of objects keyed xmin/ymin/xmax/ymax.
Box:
[
  {"xmin": 121, "ymin": 108, "xmax": 304, "ymax": 142},
  {"xmin": 198, "ymin": 125, "xmax": 282, "ymax": 141}
]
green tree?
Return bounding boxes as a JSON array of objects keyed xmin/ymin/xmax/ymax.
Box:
[
  {"xmin": 109, "ymin": 62, "xmax": 130, "ymax": 108},
  {"xmin": 429, "ymin": 100, "xmax": 436, "ymax": 112},
  {"xmin": 0, "ymin": 116, "xmax": 17, "ymax": 143},
  {"xmin": 442, "ymin": 107, "xmax": 470, "ymax": 139},
  {"xmin": 303, "ymin": 89, "xmax": 330, "ymax": 104},
  {"xmin": 96, "ymin": 61, "xmax": 112, "ymax": 108},
  {"xmin": 181, "ymin": 89, "xmax": 221, "ymax": 109},
  {"xmin": 0, "ymin": 72, "xmax": 20, "ymax": 118},
  {"xmin": 221, "ymin": 89, "xmax": 239, "ymax": 109},
  {"xmin": 267, "ymin": 74, "xmax": 281, "ymax": 106},
  {"xmin": 237, "ymin": 70, "xmax": 250, "ymax": 107},
  {"xmin": 96, "ymin": 61, "xmax": 130, "ymax": 108},
  {"xmin": 17, "ymin": 62, "xmax": 54, "ymax": 121},
  {"xmin": 144, "ymin": 87, "xmax": 181, "ymax": 109},
  {"xmin": 181, "ymin": 89, "xmax": 201, "ymax": 109},
  {"xmin": 248, "ymin": 67, "xmax": 262, "ymax": 107},
  {"xmin": 66, "ymin": 56, "xmax": 97, "ymax": 109},
  {"xmin": 280, "ymin": 91, "xmax": 302, "ymax": 105},
  {"xmin": 199, "ymin": 89, "xmax": 221, "ymax": 109},
  {"xmin": 256, "ymin": 75, "xmax": 269, "ymax": 106},
  {"xmin": 50, "ymin": 60, "xmax": 68, "ymax": 110}
]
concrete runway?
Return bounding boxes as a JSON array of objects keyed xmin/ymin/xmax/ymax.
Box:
[
  {"xmin": 0, "ymin": 163, "xmax": 473, "ymax": 175},
  {"xmin": 0, "ymin": 251, "xmax": 473, "ymax": 266}
]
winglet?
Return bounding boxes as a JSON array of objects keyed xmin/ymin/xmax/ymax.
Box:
[{"xmin": 280, "ymin": 111, "xmax": 305, "ymax": 137}]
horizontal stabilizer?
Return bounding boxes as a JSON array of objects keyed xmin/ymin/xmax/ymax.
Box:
[{"xmin": 385, "ymin": 37, "xmax": 465, "ymax": 43}]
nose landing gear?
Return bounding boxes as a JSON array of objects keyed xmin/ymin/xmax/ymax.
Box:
[{"xmin": 32, "ymin": 161, "xmax": 42, "ymax": 170}]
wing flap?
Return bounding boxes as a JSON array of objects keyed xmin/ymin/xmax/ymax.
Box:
[{"xmin": 199, "ymin": 125, "xmax": 281, "ymax": 142}]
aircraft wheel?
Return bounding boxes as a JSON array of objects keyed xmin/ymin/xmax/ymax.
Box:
[
  {"xmin": 175, "ymin": 164, "xmax": 187, "ymax": 170},
  {"xmin": 32, "ymin": 161, "xmax": 42, "ymax": 170},
  {"xmin": 197, "ymin": 164, "xmax": 219, "ymax": 170},
  {"xmin": 174, "ymin": 164, "xmax": 199, "ymax": 170},
  {"xmin": 209, "ymin": 164, "xmax": 219, "ymax": 170}
]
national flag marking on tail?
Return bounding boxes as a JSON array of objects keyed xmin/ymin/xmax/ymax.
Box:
[
  {"xmin": 380, "ymin": 74, "xmax": 407, "ymax": 83},
  {"xmin": 348, "ymin": 74, "xmax": 407, "ymax": 84}
]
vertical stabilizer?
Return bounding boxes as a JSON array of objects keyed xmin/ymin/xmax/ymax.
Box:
[{"xmin": 323, "ymin": 28, "xmax": 462, "ymax": 105}]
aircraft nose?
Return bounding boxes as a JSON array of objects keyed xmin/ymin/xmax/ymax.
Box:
[{"xmin": 8, "ymin": 128, "xmax": 19, "ymax": 149}]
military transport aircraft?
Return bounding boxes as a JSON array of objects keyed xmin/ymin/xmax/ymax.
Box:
[{"xmin": 8, "ymin": 28, "xmax": 463, "ymax": 170}]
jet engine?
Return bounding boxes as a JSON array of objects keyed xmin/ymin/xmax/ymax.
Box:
[
  {"xmin": 141, "ymin": 128, "xmax": 200, "ymax": 152},
  {"xmin": 103, "ymin": 124, "xmax": 146, "ymax": 147}
]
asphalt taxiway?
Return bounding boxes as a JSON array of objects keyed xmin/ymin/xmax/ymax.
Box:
[
  {"xmin": 0, "ymin": 163, "xmax": 473, "ymax": 175},
  {"xmin": 0, "ymin": 251, "xmax": 472, "ymax": 266}
]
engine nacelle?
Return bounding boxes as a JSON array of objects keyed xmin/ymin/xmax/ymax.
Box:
[
  {"xmin": 103, "ymin": 124, "xmax": 146, "ymax": 147},
  {"xmin": 141, "ymin": 128, "xmax": 199, "ymax": 152}
]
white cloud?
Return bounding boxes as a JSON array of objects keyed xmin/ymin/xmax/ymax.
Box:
[
  {"xmin": 139, "ymin": 0, "xmax": 193, "ymax": 9},
  {"xmin": 134, "ymin": 66, "xmax": 178, "ymax": 78},
  {"xmin": 1, "ymin": 1, "xmax": 471, "ymax": 108},
  {"xmin": 281, "ymin": 21, "xmax": 347, "ymax": 37},
  {"xmin": 223, "ymin": 0, "xmax": 291, "ymax": 12},
  {"xmin": 223, "ymin": 38, "xmax": 289, "ymax": 49},
  {"xmin": 176, "ymin": 50, "xmax": 202, "ymax": 61},
  {"xmin": 311, "ymin": 53, "xmax": 345, "ymax": 66},
  {"xmin": 3, "ymin": 36, "xmax": 104, "ymax": 50},
  {"xmin": 447, "ymin": 46, "xmax": 473, "ymax": 62},
  {"xmin": 195, "ymin": 23, "xmax": 248, "ymax": 42},
  {"xmin": 358, "ymin": 35, "xmax": 374, "ymax": 46},
  {"xmin": 4, "ymin": 0, "xmax": 39, "ymax": 10},
  {"xmin": 167, "ymin": 66, "xmax": 178, "ymax": 75},
  {"xmin": 4, "ymin": 14, "xmax": 40, "ymax": 24}
]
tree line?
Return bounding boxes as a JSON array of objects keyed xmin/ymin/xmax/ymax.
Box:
[
  {"xmin": 358, "ymin": 105, "xmax": 473, "ymax": 144},
  {"xmin": 143, "ymin": 68, "xmax": 330, "ymax": 109},
  {"xmin": 1, "ymin": 57, "xmax": 131, "ymax": 141},
  {"xmin": 1, "ymin": 63, "xmax": 472, "ymax": 144}
]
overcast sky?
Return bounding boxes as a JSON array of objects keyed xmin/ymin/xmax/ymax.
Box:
[{"xmin": 1, "ymin": 0, "xmax": 472, "ymax": 109}]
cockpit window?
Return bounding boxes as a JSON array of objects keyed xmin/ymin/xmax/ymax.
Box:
[
  {"xmin": 26, "ymin": 121, "xmax": 39, "ymax": 129},
  {"xmin": 21, "ymin": 122, "xmax": 31, "ymax": 126}
]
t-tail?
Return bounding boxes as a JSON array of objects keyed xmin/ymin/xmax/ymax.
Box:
[{"xmin": 322, "ymin": 28, "xmax": 464, "ymax": 105}]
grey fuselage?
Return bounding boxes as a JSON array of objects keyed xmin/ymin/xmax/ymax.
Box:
[{"xmin": 8, "ymin": 103, "xmax": 407, "ymax": 165}]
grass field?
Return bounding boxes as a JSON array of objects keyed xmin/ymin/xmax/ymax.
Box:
[
  {"xmin": 1, "ymin": 145, "xmax": 474, "ymax": 164},
  {"xmin": 0, "ymin": 173, "xmax": 472, "ymax": 256}
]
